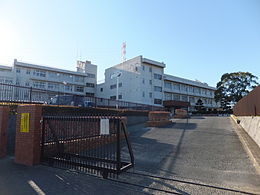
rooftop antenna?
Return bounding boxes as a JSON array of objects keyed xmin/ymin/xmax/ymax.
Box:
[{"xmin": 121, "ymin": 42, "xmax": 126, "ymax": 62}]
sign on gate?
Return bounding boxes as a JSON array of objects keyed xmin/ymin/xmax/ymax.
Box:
[
  {"xmin": 20, "ymin": 113, "xmax": 30, "ymax": 133},
  {"xmin": 100, "ymin": 119, "xmax": 110, "ymax": 135}
]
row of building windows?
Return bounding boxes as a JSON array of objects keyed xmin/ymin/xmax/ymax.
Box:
[
  {"xmin": 32, "ymin": 81, "xmax": 85, "ymax": 93},
  {"xmin": 110, "ymin": 83, "xmax": 122, "ymax": 89},
  {"xmin": 15, "ymin": 67, "xmax": 93, "ymax": 82},
  {"xmin": 164, "ymin": 81, "xmax": 213, "ymax": 96},
  {"xmin": 164, "ymin": 92, "xmax": 214, "ymax": 104}
]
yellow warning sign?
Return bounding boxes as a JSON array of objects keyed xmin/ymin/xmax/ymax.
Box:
[{"xmin": 20, "ymin": 113, "xmax": 30, "ymax": 133}]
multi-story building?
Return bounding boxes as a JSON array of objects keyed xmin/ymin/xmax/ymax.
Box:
[
  {"xmin": 97, "ymin": 56, "xmax": 165, "ymax": 105},
  {"xmin": 0, "ymin": 59, "xmax": 97, "ymax": 101},
  {"xmin": 163, "ymin": 74, "xmax": 218, "ymax": 111},
  {"xmin": 97, "ymin": 55, "xmax": 218, "ymax": 111}
]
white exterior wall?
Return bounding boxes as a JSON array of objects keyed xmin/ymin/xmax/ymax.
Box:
[
  {"xmin": 97, "ymin": 56, "xmax": 165, "ymax": 106},
  {"xmin": 164, "ymin": 74, "xmax": 219, "ymax": 110},
  {"xmin": 0, "ymin": 65, "xmax": 15, "ymax": 84}
]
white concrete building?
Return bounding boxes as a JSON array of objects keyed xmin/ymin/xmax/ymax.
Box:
[
  {"xmin": 164, "ymin": 74, "xmax": 218, "ymax": 111},
  {"xmin": 97, "ymin": 55, "xmax": 218, "ymax": 110},
  {"xmin": 97, "ymin": 56, "xmax": 165, "ymax": 105},
  {"xmin": 0, "ymin": 59, "xmax": 97, "ymax": 101}
]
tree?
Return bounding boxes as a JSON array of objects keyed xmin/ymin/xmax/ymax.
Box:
[
  {"xmin": 195, "ymin": 99, "xmax": 204, "ymax": 111},
  {"xmin": 215, "ymin": 72, "xmax": 258, "ymax": 110}
]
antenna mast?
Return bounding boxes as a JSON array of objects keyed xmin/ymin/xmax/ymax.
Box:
[{"xmin": 121, "ymin": 42, "xmax": 126, "ymax": 62}]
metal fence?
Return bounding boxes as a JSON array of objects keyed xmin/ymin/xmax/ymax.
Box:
[
  {"xmin": 0, "ymin": 82, "xmax": 163, "ymax": 111},
  {"xmin": 233, "ymin": 85, "xmax": 260, "ymax": 116},
  {"xmin": 41, "ymin": 115, "xmax": 134, "ymax": 178}
]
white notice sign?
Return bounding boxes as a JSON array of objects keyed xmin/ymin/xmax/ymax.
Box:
[{"xmin": 100, "ymin": 119, "xmax": 110, "ymax": 135}]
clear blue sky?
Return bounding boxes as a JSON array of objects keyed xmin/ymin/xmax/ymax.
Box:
[{"xmin": 0, "ymin": 0, "xmax": 259, "ymax": 86}]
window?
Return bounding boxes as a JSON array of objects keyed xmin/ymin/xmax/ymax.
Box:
[
  {"xmin": 142, "ymin": 79, "xmax": 145, "ymax": 84},
  {"xmin": 149, "ymin": 92, "xmax": 152, "ymax": 98},
  {"xmin": 4, "ymin": 79, "xmax": 13, "ymax": 84},
  {"xmin": 119, "ymin": 82, "xmax": 122, "ymax": 87},
  {"xmin": 63, "ymin": 74, "xmax": 73, "ymax": 82},
  {"xmin": 100, "ymin": 88, "xmax": 103, "ymax": 92},
  {"xmin": 48, "ymin": 83, "xmax": 59, "ymax": 90},
  {"xmin": 180, "ymin": 84, "xmax": 188, "ymax": 92},
  {"xmin": 25, "ymin": 82, "xmax": 30, "ymax": 87},
  {"xmin": 189, "ymin": 86, "xmax": 193, "ymax": 92},
  {"xmin": 181, "ymin": 95, "xmax": 188, "ymax": 101},
  {"xmin": 154, "ymin": 99, "xmax": 162, "ymax": 105},
  {"xmin": 86, "ymin": 92, "xmax": 94, "ymax": 97},
  {"xmin": 75, "ymin": 85, "xmax": 84, "ymax": 92},
  {"xmin": 154, "ymin": 73, "xmax": 162, "ymax": 80},
  {"xmin": 164, "ymin": 81, "xmax": 172, "ymax": 89},
  {"xmin": 165, "ymin": 93, "xmax": 172, "ymax": 100},
  {"xmin": 173, "ymin": 94, "xmax": 180, "ymax": 101},
  {"xmin": 149, "ymin": 67, "xmax": 152, "ymax": 72},
  {"xmin": 119, "ymin": 95, "xmax": 122, "ymax": 99},
  {"xmin": 110, "ymin": 84, "xmax": 116, "ymax": 89},
  {"xmin": 110, "ymin": 96, "xmax": 116, "ymax": 100},
  {"xmin": 189, "ymin": 96, "xmax": 195, "ymax": 103},
  {"xmin": 173, "ymin": 83, "xmax": 180, "ymax": 90},
  {"xmin": 75, "ymin": 76, "xmax": 84, "ymax": 83},
  {"xmin": 65, "ymin": 85, "xmax": 73, "ymax": 92},
  {"xmin": 33, "ymin": 69, "xmax": 46, "ymax": 77},
  {"xmin": 154, "ymin": 86, "xmax": 162, "ymax": 92},
  {"xmin": 26, "ymin": 69, "xmax": 30, "ymax": 74},
  {"xmin": 33, "ymin": 81, "xmax": 46, "ymax": 89},
  {"xmin": 16, "ymin": 81, "xmax": 20, "ymax": 85},
  {"xmin": 86, "ymin": 73, "xmax": 95, "ymax": 78},
  {"xmin": 149, "ymin": 80, "xmax": 152, "ymax": 85},
  {"xmin": 16, "ymin": 68, "xmax": 21, "ymax": 73},
  {"xmin": 142, "ymin": 91, "xmax": 145, "ymax": 97},
  {"xmin": 49, "ymin": 72, "xmax": 60, "ymax": 78},
  {"xmin": 142, "ymin": 65, "xmax": 145, "ymax": 71},
  {"xmin": 135, "ymin": 67, "xmax": 138, "ymax": 72},
  {"xmin": 86, "ymin": 83, "xmax": 95, "ymax": 88}
]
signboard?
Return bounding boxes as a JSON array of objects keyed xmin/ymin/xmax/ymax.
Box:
[
  {"xmin": 100, "ymin": 119, "xmax": 110, "ymax": 135},
  {"xmin": 20, "ymin": 113, "xmax": 30, "ymax": 133}
]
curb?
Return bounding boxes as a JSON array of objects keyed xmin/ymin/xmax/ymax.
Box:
[{"xmin": 230, "ymin": 115, "xmax": 260, "ymax": 175}]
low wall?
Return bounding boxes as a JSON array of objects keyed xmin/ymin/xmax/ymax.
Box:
[
  {"xmin": 127, "ymin": 116, "xmax": 148, "ymax": 125},
  {"xmin": 236, "ymin": 116, "xmax": 260, "ymax": 148}
]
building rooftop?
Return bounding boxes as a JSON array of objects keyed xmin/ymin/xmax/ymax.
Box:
[
  {"xmin": 142, "ymin": 57, "xmax": 165, "ymax": 68},
  {"xmin": 0, "ymin": 65, "xmax": 12, "ymax": 71},
  {"xmin": 14, "ymin": 60, "xmax": 88, "ymax": 76},
  {"xmin": 164, "ymin": 74, "xmax": 216, "ymax": 90}
]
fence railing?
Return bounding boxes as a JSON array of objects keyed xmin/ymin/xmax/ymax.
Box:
[{"xmin": 0, "ymin": 82, "xmax": 163, "ymax": 111}]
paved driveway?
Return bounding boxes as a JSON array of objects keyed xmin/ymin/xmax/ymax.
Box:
[{"xmin": 120, "ymin": 116, "xmax": 260, "ymax": 194}]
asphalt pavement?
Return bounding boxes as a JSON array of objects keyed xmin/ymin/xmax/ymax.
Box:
[{"xmin": 0, "ymin": 116, "xmax": 259, "ymax": 195}]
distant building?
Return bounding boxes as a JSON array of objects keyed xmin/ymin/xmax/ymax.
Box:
[
  {"xmin": 97, "ymin": 55, "xmax": 218, "ymax": 111},
  {"xmin": 163, "ymin": 74, "xmax": 218, "ymax": 111},
  {"xmin": 0, "ymin": 59, "xmax": 97, "ymax": 101}
]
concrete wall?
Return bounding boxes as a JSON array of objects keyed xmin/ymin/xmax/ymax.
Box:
[
  {"xmin": 126, "ymin": 116, "xmax": 148, "ymax": 126},
  {"xmin": 236, "ymin": 116, "xmax": 260, "ymax": 148}
]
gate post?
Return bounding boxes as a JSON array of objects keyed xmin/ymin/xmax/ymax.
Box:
[
  {"xmin": 0, "ymin": 106, "xmax": 10, "ymax": 158},
  {"xmin": 14, "ymin": 105, "xmax": 43, "ymax": 166}
]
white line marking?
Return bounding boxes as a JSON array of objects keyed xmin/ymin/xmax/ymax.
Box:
[{"xmin": 28, "ymin": 180, "xmax": 46, "ymax": 195}]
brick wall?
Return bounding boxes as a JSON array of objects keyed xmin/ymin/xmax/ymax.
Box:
[
  {"xmin": 147, "ymin": 111, "xmax": 171, "ymax": 127},
  {"xmin": 0, "ymin": 106, "xmax": 10, "ymax": 158},
  {"xmin": 15, "ymin": 105, "xmax": 43, "ymax": 166}
]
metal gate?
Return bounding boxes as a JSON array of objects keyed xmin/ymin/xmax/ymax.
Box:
[{"xmin": 41, "ymin": 115, "xmax": 134, "ymax": 178}]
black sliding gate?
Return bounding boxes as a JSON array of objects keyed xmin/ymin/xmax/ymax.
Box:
[{"xmin": 41, "ymin": 115, "xmax": 134, "ymax": 178}]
